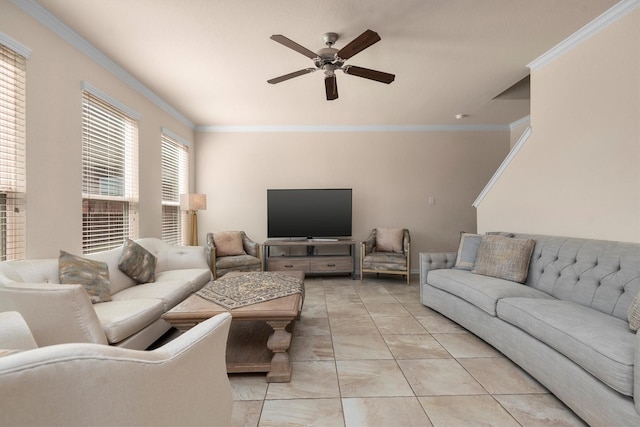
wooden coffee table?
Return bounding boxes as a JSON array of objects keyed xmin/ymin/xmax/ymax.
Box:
[{"xmin": 162, "ymin": 271, "xmax": 304, "ymax": 382}]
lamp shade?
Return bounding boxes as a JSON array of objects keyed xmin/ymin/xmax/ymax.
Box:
[{"xmin": 180, "ymin": 193, "xmax": 206, "ymax": 211}]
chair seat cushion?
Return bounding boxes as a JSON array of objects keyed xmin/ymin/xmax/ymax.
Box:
[
  {"xmin": 216, "ymin": 254, "xmax": 261, "ymax": 270},
  {"xmin": 363, "ymin": 252, "xmax": 407, "ymax": 271},
  {"xmin": 497, "ymin": 297, "xmax": 635, "ymax": 396}
]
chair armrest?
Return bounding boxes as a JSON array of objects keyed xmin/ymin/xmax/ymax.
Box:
[
  {"xmin": 0, "ymin": 311, "xmax": 38, "ymax": 350},
  {"xmin": 363, "ymin": 229, "xmax": 376, "ymax": 256},
  {"xmin": 419, "ymin": 252, "xmax": 457, "ymax": 284},
  {"xmin": 0, "ymin": 313, "xmax": 233, "ymax": 427},
  {"xmin": 242, "ymin": 233, "xmax": 260, "ymax": 258},
  {"xmin": 206, "ymin": 232, "xmax": 217, "ymax": 277},
  {"xmin": 0, "ymin": 282, "xmax": 108, "ymax": 347},
  {"xmin": 403, "ymin": 229, "xmax": 411, "ymax": 255}
]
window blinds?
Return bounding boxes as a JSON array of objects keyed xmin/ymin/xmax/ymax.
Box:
[
  {"xmin": 161, "ymin": 132, "xmax": 188, "ymax": 245},
  {"xmin": 0, "ymin": 44, "xmax": 26, "ymax": 261},
  {"xmin": 82, "ymin": 91, "xmax": 139, "ymax": 254}
]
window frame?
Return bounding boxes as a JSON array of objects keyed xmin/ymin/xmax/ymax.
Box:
[
  {"xmin": 0, "ymin": 41, "xmax": 27, "ymax": 261},
  {"xmin": 161, "ymin": 130, "xmax": 189, "ymax": 246},
  {"xmin": 81, "ymin": 84, "xmax": 140, "ymax": 254}
]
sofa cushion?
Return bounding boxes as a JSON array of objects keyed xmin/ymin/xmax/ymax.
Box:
[
  {"xmin": 453, "ymin": 233, "xmax": 482, "ymax": 270},
  {"xmin": 213, "ymin": 232, "xmax": 246, "ymax": 257},
  {"xmin": 363, "ymin": 252, "xmax": 407, "ymax": 271},
  {"xmin": 118, "ymin": 239, "xmax": 157, "ymax": 283},
  {"xmin": 375, "ymin": 227, "xmax": 404, "ymax": 253},
  {"xmin": 92, "ymin": 299, "xmax": 165, "ymax": 344},
  {"xmin": 473, "ymin": 235, "xmax": 535, "ymax": 283},
  {"xmin": 155, "ymin": 268, "xmax": 212, "ymax": 293},
  {"xmin": 497, "ymin": 297, "xmax": 635, "ymax": 396},
  {"xmin": 428, "ymin": 269, "xmax": 553, "ymax": 316},
  {"xmin": 59, "ymin": 251, "xmax": 111, "ymax": 303},
  {"xmin": 216, "ymin": 254, "xmax": 261, "ymax": 271},
  {"xmin": 111, "ymin": 280, "xmax": 193, "ymax": 312}
]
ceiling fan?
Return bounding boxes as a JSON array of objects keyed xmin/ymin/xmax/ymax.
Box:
[{"xmin": 267, "ymin": 29, "xmax": 395, "ymax": 101}]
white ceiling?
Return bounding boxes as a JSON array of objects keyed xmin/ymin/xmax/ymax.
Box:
[{"xmin": 36, "ymin": 0, "xmax": 618, "ymax": 127}]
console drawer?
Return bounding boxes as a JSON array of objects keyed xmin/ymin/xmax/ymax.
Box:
[
  {"xmin": 268, "ymin": 258, "xmax": 309, "ymax": 272},
  {"xmin": 310, "ymin": 257, "xmax": 352, "ymax": 272}
]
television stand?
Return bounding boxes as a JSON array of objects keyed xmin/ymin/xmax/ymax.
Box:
[{"xmin": 264, "ymin": 239, "xmax": 356, "ymax": 279}]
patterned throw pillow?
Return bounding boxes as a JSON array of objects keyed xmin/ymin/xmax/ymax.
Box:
[
  {"xmin": 453, "ymin": 232, "xmax": 482, "ymax": 270},
  {"xmin": 118, "ymin": 239, "xmax": 157, "ymax": 283},
  {"xmin": 213, "ymin": 231, "xmax": 246, "ymax": 257},
  {"xmin": 376, "ymin": 227, "xmax": 404, "ymax": 253},
  {"xmin": 628, "ymin": 291, "xmax": 640, "ymax": 331},
  {"xmin": 59, "ymin": 250, "xmax": 112, "ymax": 303},
  {"xmin": 472, "ymin": 235, "xmax": 535, "ymax": 283}
]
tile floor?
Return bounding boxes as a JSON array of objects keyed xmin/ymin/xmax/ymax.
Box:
[{"xmin": 229, "ymin": 276, "xmax": 587, "ymax": 427}]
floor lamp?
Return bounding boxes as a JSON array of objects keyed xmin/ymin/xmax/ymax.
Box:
[{"xmin": 180, "ymin": 193, "xmax": 206, "ymax": 246}]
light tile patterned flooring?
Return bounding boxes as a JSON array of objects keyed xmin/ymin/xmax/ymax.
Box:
[{"xmin": 229, "ymin": 276, "xmax": 587, "ymax": 427}]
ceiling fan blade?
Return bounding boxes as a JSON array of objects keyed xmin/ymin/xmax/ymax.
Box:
[
  {"xmin": 325, "ymin": 75, "xmax": 338, "ymax": 100},
  {"xmin": 268, "ymin": 68, "xmax": 316, "ymax": 84},
  {"xmin": 336, "ymin": 29, "xmax": 381, "ymax": 60},
  {"xmin": 270, "ymin": 35, "xmax": 318, "ymax": 59},
  {"xmin": 343, "ymin": 65, "xmax": 395, "ymax": 84}
]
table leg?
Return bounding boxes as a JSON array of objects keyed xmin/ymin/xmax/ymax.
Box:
[{"xmin": 265, "ymin": 320, "xmax": 293, "ymax": 382}]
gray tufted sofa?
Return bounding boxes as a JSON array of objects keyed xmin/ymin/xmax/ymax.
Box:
[{"xmin": 420, "ymin": 232, "xmax": 640, "ymax": 427}]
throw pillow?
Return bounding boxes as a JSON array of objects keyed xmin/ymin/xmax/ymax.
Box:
[
  {"xmin": 453, "ymin": 232, "xmax": 482, "ymax": 270},
  {"xmin": 213, "ymin": 231, "xmax": 246, "ymax": 257},
  {"xmin": 472, "ymin": 235, "xmax": 535, "ymax": 283},
  {"xmin": 59, "ymin": 250, "xmax": 112, "ymax": 303},
  {"xmin": 628, "ymin": 291, "xmax": 640, "ymax": 331},
  {"xmin": 375, "ymin": 227, "xmax": 404, "ymax": 253},
  {"xmin": 118, "ymin": 239, "xmax": 157, "ymax": 283}
]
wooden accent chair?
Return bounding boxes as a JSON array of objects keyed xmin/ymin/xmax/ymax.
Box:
[
  {"xmin": 206, "ymin": 231, "xmax": 263, "ymax": 279},
  {"xmin": 360, "ymin": 228, "xmax": 411, "ymax": 284}
]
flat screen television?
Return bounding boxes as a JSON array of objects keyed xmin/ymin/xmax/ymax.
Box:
[{"xmin": 267, "ymin": 188, "xmax": 352, "ymax": 239}]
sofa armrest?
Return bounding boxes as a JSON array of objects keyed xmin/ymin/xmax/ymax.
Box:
[
  {"xmin": 419, "ymin": 252, "xmax": 457, "ymax": 284},
  {"xmin": 0, "ymin": 282, "xmax": 108, "ymax": 347},
  {"xmin": 0, "ymin": 313, "xmax": 233, "ymax": 427}
]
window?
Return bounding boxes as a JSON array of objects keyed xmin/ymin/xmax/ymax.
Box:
[
  {"xmin": 0, "ymin": 43, "xmax": 26, "ymax": 261},
  {"xmin": 82, "ymin": 89, "xmax": 139, "ymax": 254},
  {"xmin": 161, "ymin": 131, "xmax": 188, "ymax": 245}
]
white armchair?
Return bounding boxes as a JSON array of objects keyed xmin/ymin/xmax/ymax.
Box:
[{"xmin": 0, "ymin": 311, "xmax": 233, "ymax": 427}]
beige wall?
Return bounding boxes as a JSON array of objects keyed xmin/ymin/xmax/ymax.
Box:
[
  {"xmin": 478, "ymin": 9, "xmax": 640, "ymax": 243},
  {"xmin": 195, "ymin": 130, "xmax": 510, "ymax": 269},
  {"xmin": 2, "ymin": 4, "xmax": 195, "ymax": 258}
]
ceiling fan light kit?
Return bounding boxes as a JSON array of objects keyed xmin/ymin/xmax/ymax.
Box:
[{"xmin": 268, "ymin": 29, "xmax": 395, "ymax": 101}]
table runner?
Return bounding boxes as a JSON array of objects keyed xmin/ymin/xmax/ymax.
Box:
[{"xmin": 196, "ymin": 272, "xmax": 304, "ymax": 309}]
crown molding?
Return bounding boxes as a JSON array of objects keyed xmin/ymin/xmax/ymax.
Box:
[
  {"xmin": 529, "ymin": 0, "xmax": 639, "ymax": 70},
  {"xmin": 195, "ymin": 124, "xmax": 510, "ymax": 133},
  {"xmin": 11, "ymin": 0, "xmax": 195, "ymax": 129},
  {"xmin": 0, "ymin": 32, "xmax": 31, "ymax": 59},
  {"xmin": 473, "ymin": 126, "xmax": 532, "ymax": 208}
]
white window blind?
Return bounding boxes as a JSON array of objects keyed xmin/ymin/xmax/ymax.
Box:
[
  {"xmin": 82, "ymin": 91, "xmax": 139, "ymax": 254},
  {"xmin": 161, "ymin": 132, "xmax": 188, "ymax": 245},
  {"xmin": 0, "ymin": 43, "xmax": 26, "ymax": 261}
]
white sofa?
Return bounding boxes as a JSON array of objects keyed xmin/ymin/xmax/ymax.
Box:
[
  {"xmin": 0, "ymin": 238, "xmax": 212, "ymax": 350},
  {"xmin": 0, "ymin": 310, "xmax": 233, "ymax": 426}
]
